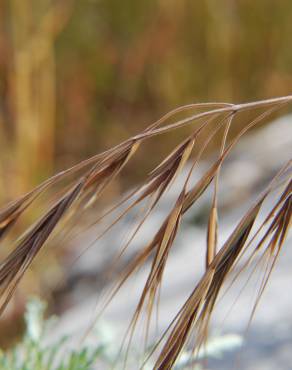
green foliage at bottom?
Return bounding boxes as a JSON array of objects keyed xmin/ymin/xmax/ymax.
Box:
[
  {"xmin": 0, "ymin": 298, "xmax": 243, "ymax": 370},
  {"xmin": 0, "ymin": 298, "xmax": 111, "ymax": 370}
]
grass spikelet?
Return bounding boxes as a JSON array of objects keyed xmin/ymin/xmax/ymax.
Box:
[
  {"xmin": 0, "ymin": 95, "xmax": 291, "ymax": 368},
  {"xmin": 152, "ymin": 199, "xmax": 262, "ymax": 369},
  {"xmin": 152, "ymin": 172, "xmax": 291, "ymax": 369},
  {"xmin": 0, "ymin": 180, "xmax": 85, "ymax": 314},
  {"xmin": 206, "ymin": 114, "xmax": 233, "ymax": 268}
]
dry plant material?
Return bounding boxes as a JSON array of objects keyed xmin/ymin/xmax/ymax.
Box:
[{"xmin": 0, "ymin": 96, "xmax": 291, "ymax": 368}]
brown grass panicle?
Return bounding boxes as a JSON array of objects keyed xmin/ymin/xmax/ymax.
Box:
[{"xmin": 0, "ymin": 95, "xmax": 291, "ymax": 368}]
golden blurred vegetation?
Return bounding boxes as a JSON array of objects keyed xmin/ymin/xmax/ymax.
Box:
[{"xmin": 1, "ymin": 0, "xmax": 292, "ymax": 200}]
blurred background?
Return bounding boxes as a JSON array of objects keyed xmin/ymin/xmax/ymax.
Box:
[
  {"xmin": 1, "ymin": 0, "xmax": 292, "ymax": 199},
  {"xmin": 0, "ymin": 0, "xmax": 292, "ymax": 367}
]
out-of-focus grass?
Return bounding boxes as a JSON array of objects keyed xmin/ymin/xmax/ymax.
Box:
[
  {"xmin": 0, "ymin": 0, "xmax": 292, "ymax": 195},
  {"xmin": 0, "ymin": 297, "xmax": 243, "ymax": 370},
  {"xmin": 0, "ymin": 298, "xmax": 115, "ymax": 370}
]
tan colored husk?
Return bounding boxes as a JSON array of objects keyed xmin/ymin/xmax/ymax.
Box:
[{"xmin": 0, "ymin": 96, "xmax": 291, "ymax": 368}]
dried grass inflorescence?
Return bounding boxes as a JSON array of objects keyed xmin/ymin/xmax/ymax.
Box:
[{"xmin": 0, "ymin": 96, "xmax": 291, "ymax": 368}]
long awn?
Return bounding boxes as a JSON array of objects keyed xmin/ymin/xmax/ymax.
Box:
[{"xmin": 0, "ymin": 95, "xmax": 291, "ymax": 368}]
